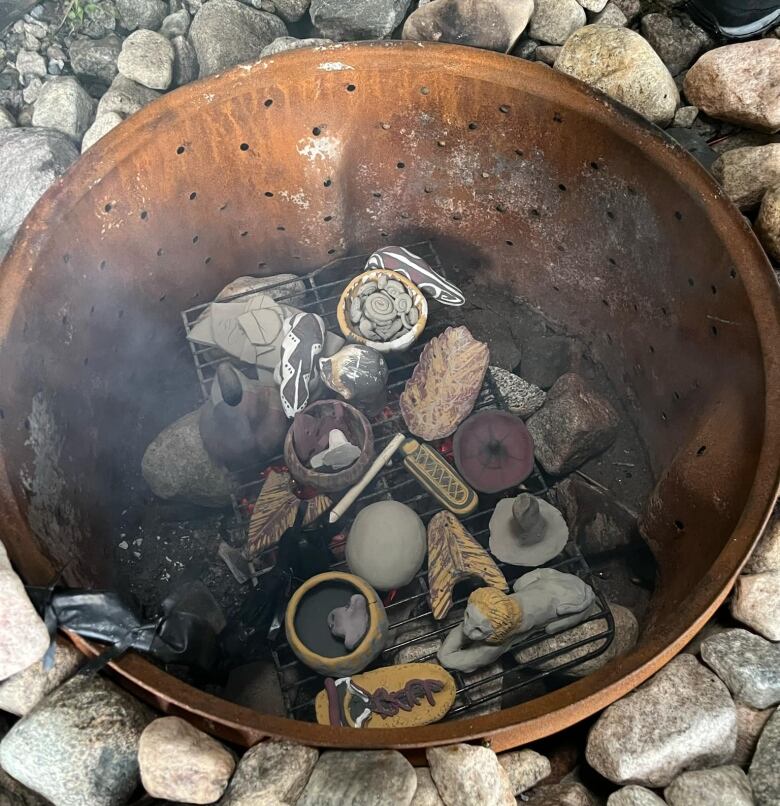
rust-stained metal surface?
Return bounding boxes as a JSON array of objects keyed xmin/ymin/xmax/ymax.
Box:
[{"xmin": 0, "ymin": 42, "xmax": 778, "ymax": 751}]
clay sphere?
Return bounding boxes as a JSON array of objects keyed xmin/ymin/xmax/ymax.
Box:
[{"xmin": 346, "ymin": 501, "xmax": 427, "ymax": 590}]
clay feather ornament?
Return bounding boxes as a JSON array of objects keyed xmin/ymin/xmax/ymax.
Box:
[
  {"xmin": 279, "ymin": 313, "xmax": 326, "ymax": 418},
  {"xmin": 400, "ymin": 326, "xmax": 490, "ymax": 441},
  {"xmin": 366, "ymin": 246, "xmax": 465, "ymax": 306}
]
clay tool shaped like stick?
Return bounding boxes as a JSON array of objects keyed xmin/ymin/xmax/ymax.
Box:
[
  {"xmin": 398, "ymin": 438, "xmax": 478, "ymax": 516},
  {"xmin": 329, "ymin": 434, "xmax": 406, "ymax": 523}
]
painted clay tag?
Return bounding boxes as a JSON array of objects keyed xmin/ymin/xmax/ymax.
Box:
[
  {"xmin": 366, "ymin": 246, "xmax": 465, "ymax": 306},
  {"xmin": 279, "ymin": 313, "xmax": 326, "ymax": 418},
  {"xmin": 315, "ymin": 663, "xmax": 456, "ymax": 728}
]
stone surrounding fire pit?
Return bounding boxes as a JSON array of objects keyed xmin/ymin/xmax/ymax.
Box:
[{"xmin": 0, "ymin": 0, "xmax": 779, "ymax": 803}]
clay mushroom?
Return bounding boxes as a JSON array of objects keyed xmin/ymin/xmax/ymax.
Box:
[
  {"xmin": 453, "ymin": 410, "xmax": 534, "ymax": 493},
  {"xmin": 489, "ymin": 493, "xmax": 569, "ymax": 566}
]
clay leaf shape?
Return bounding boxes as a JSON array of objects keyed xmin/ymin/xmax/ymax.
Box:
[
  {"xmin": 427, "ymin": 511, "xmax": 507, "ymax": 620},
  {"xmin": 279, "ymin": 313, "xmax": 326, "ymax": 418},
  {"xmin": 366, "ymin": 246, "xmax": 465, "ymax": 306},
  {"xmin": 246, "ymin": 470, "xmax": 331, "ymax": 559},
  {"xmin": 400, "ymin": 325, "xmax": 489, "ymax": 441}
]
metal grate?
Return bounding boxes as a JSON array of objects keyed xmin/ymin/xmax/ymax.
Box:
[{"xmin": 182, "ymin": 243, "xmax": 615, "ymax": 723}]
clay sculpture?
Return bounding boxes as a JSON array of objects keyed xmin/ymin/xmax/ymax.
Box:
[
  {"xmin": 278, "ymin": 312, "xmax": 326, "ymax": 418},
  {"xmin": 366, "ymin": 246, "xmax": 465, "ymax": 306},
  {"xmin": 453, "ymin": 410, "xmax": 534, "ymax": 493},
  {"xmin": 328, "ymin": 593, "xmax": 369, "ymax": 650},
  {"xmin": 400, "ymin": 326, "xmax": 490, "ymax": 441},
  {"xmin": 437, "ymin": 568, "xmax": 597, "ymax": 673},
  {"xmin": 199, "ymin": 363, "xmax": 288, "ymax": 471},
  {"xmin": 311, "ymin": 429, "xmax": 362, "ymax": 471},
  {"xmin": 315, "ymin": 663, "xmax": 457, "ymax": 728},
  {"xmin": 427, "ymin": 511, "xmax": 507, "ymax": 620},
  {"xmin": 346, "ymin": 500, "xmax": 427, "ymax": 590},
  {"xmin": 489, "ymin": 493, "xmax": 569, "ymax": 566},
  {"xmin": 319, "ymin": 344, "xmax": 388, "ymax": 404},
  {"xmin": 246, "ymin": 470, "xmax": 331, "ymax": 559}
]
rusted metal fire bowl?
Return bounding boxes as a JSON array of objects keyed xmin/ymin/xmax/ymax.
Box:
[{"xmin": 0, "ymin": 43, "xmax": 777, "ymax": 752}]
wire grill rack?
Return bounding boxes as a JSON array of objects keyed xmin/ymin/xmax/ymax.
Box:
[{"xmin": 182, "ymin": 243, "xmax": 615, "ymax": 723}]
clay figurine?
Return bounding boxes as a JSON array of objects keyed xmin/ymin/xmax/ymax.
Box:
[
  {"xmin": 311, "ymin": 429, "xmax": 362, "ymax": 471},
  {"xmin": 315, "ymin": 663, "xmax": 457, "ymax": 728},
  {"xmin": 319, "ymin": 344, "xmax": 388, "ymax": 404},
  {"xmin": 328, "ymin": 594, "xmax": 369, "ymax": 650},
  {"xmin": 366, "ymin": 246, "xmax": 465, "ymax": 306},
  {"xmin": 437, "ymin": 568, "xmax": 597, "ymax": 673},
  {"xmin": 489, "ymin": 493, "xmax": 569, "ymax": 566},
  {"xmin": 199, "ymin": 363, "xmax": 288, "ymax": 471},
  {"xmin": 453, "ymin": 410, "xmax": 535, "ymax": 493},
  {"xmin": 346, "ymin": 500, "xmax": 427, "ymax": 590},
  {"xmin": 278, "ymin": 312, "xmax": 327, "ymax": 418},
  {"xmin": 398, "ymin": 438, "xmax": 478, "ymax": 517},
  {"xmin": 427, "ymin": 511, "xmax": 507, "ymax": 621},
  {"xmin": 400, "ymin": 326, "xmax": 489, "ymax": 440},
  {"xmin": 246, "ymin": 470, "xmax": 331, "ymax": 559}
]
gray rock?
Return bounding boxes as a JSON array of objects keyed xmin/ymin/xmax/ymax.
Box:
[
  {"xmin": 264, "ymin": 0, "xmax": 310, "ymax": 23},
  {"xmin": 0, "ymin": 764, "xmax": 49, "ymax": 806},
  {"xmin": 590, "ymin": 2, "xmax": 627, "ymax": 25},
  {"xmin": 684, "ymin": 39, "xmax": 780, "ymax": 134},
  {"xmin": 512, "ymin": 37, "xmax": 538, "ymax": 59},
  {"xmin": 138, "ymin": 716, "xmax": 236, "ymax": 803},
  {"xmin": 513, "ymin": 602, "xmax": 638, "ymax": 677},
  {"xmin": 749, "ymin": 707, "xmax": 780, "ymax": 806},
  {"xmin": 664, "ymin": 765, "xmax": 752, "ymax": 806},
  {"xmin": 189, "ymin": 0, "xmax": 287, "ymax": 77},
  {"xmin": 116, "ymin": 0, "xmax": 167, "ymax": 30},
  {"xmin": 744, "ymin": 505, "xmax": 780, "ymax": 574},
  {"xmin": 711, "ymin": 144, "xmax": 780, "ymax": 210},
  {"xmin": 31, "ymin": 77, "xmax": 94, "ymax": 142},
  {"xmin": 160, "ymin": 8, "xmax": 190, "ymax": 36},
  {"xmin": 585, "ymin": 654, "xmax": 737, "ymax": 787},
  {"xmin": 701, "ymin": 628, "xmax": 780, "ymax": 710},
  {"xmin": 577, "ymin": 0, "xmax": 607, "ymax": 11},
  {"xmin": 535, "ymin": 44, "xmax": 562, "ymax": 65},
  {"xmin": 731, "ymin": 571, "xmax": 780, "ymax": 641},
  {"xmin": 310, "ymin": 0, "xmax": 411, "ymax": 40},
  {"xmin": 81, "ymin": 111, "xmax": 123, "ymax": 152},
  {"xmin": 402, "ymin": 0, "xmax": 534, "ymax": 53},
  {"xmin": 498, "ymin": 749, "xmax": 551, "ymax": 796},
  {"xmin": 142, "ymin": 408, "xmax": 235, "ymax": 507},
  {"xmin": 223, "ymin": 660, "xmax": 286, "ymax": 715},
  {"xmin": 260, "ymin": 36, "xmax": 334, "ymax": 56},
  {"xmin": 21, "ymin": 77, "xmax": 42, "ymax": 104},
  {"xmin": 527, "ymin": 782, "xmax": 596, "ymax": 805},
  {"xmin": 411, "ymin": 768, "xmax": 444, "ymax": 806},
  {"xmin": 526, "ymin": 373, "xmax": 619, "ymax": 476},
  {"xmin": 640, "ymin": 13, "xmax": 712, "ymax": 76},
  {"xmin": 607, "ymin": 786, "xmax": 666, "ymax": 805},
  {"xmin": 0, "ymin": 106, "xmax": 15, "ymax": 127},
  {"xmin": 0, "ymin": 127, "xmax": 78, "ymax": 258},
  {"xmin": 673, "ymin": 105, "xmax": 698, "ymax": 127},
  {"xmin": 0, "ymin": 675, "xmax": 150, "ymax": 806},
  {"xmin": 529, "ymin": 0, "xmax": 586, "ymax": 45},
  {"xmin": 489, "ymin": 365, "xmax": 546, "ymax": 418},
  {"xmin": 69, "ymin": 35, "xmax": 122, "ymax": 85},
  {"xmin": 0, "ymin": 637, "xmax": 82, "ymax": 715},
  {"xmin": 172, "ymin": 34, "xmax": 198, "ymax": 85},
  {"xmin": 220, "ymin": 739, "xmax": 318, "ymax": 804},
  {"xmin": 80, "ymin": 0, "xmax": 119, "ymax": 38},
  {"xmin": 15, "ymin": 50, "xmax": 46, "ymax": 82},
  {"xmin": 733, "ymin": 701, "xmax": 773, "ymax": 767},
  {"xmin": 555, "ymin": 25, "xmax": 680, "ymax": 126},
  {"xmin": 611, "ymin": 0, "xmax": 640, "ymax": 22},
  {"xmin": 0, "ymin": 540, "xmax": 50, "ymax": 682},
  {"xmin": 97, "ymin": 73, "xmax": 161, "ymax": 117},
  {"xmin": 756, "ymin": 184, "xmax": 780, "ymax": 263},
  {"xmin": 118, "ymin": 30, "xmax": 174, "ymax": 90},
  {"xmin": 298, "ymin": 750, "xmax": 415, "ymax": 806},
  {"xmin": 427, "ymin": 744, "xmax": 515, "ymax": 806},
  {"xmin": 455, "ymin": 662, "xmax": 503, "ymax": 716}
]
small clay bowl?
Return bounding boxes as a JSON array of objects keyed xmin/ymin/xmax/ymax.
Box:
[
  {"xmin": 284, "ymin": 400, "xmax": 374, "ymax": 493},
  {"xmin": 285, "ymin": 571, "xmax": 389, "ymax": 677},
  {"xmin": 337, "ymin": 269, "xmax": 428, "ymax": 354}
]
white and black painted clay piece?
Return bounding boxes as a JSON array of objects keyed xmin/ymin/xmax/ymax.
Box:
[
  {"xmin": 488, "ymin": 493, "xmax": 569, "ymax": 567},
  {"xmin": 279, "ymin": 313, "xmax": 326, "ymax": 418},
  {"xmin": 366, "ymin": 246, "xmax": 465, "ymax": 306},
  {"xmin": 437, "ymin": 568, "xmax": 596, "ymax": 673},
  {"xmin": 327, "ymin": 593, "xmax": 369, "ymax": 651},
  {"xmin": 310, "ymin": 429, "xmax": 362, "ymax": 471},
  {"xmin": 319, "ymin": 344, "xmax": 388, "ymax": 403}
]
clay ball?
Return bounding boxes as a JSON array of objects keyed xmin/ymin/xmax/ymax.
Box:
[{"xmin": 346, "ymin": 501, "xmax": 427, "ymax": 590}]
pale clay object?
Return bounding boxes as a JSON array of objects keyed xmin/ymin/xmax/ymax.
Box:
[
  {"xmin": 327, "ymin": 594, "xmax": 370, "ymax": 651},
  {"xmin": 310, "ymin": 429, "xmax": 362, "ymax": 471},
  {"xmin": 488, "ymin": 493, "xmax": 569, "ymax": 566},
  {"xmin": 437, "ymin": 568, "xmax": 596, "ymax": 673}
]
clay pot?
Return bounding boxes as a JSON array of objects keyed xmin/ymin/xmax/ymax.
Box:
[
  {"xmin": 284, "ymin": 400, "xmax": 375, "ymax": 492},
  {"xmin": 285, "ymin": 571, "xmax": 389, "ymax": 677}
]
